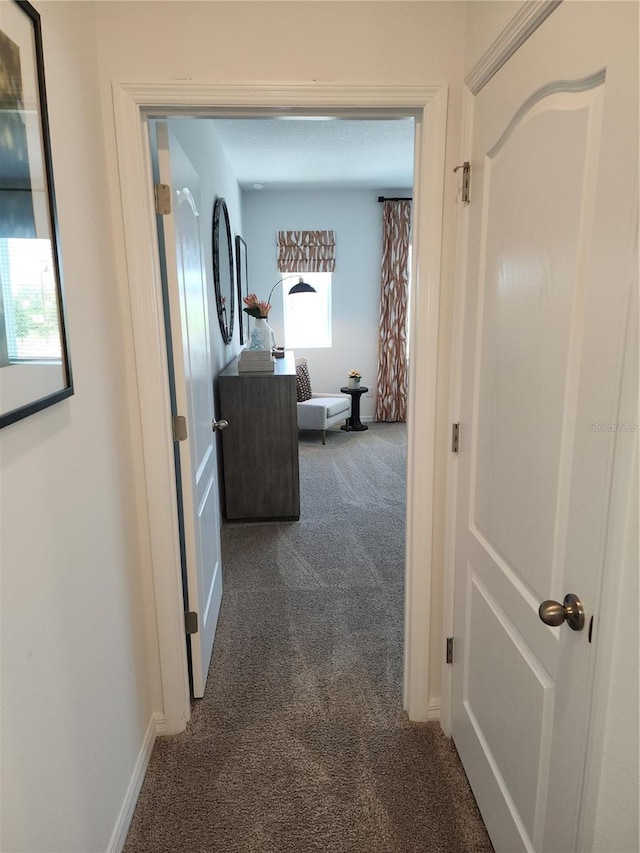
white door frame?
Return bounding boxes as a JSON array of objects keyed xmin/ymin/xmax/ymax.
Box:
[{"xmin": 112, "ymin": 82, "xmax": 448, "ymax": 734}]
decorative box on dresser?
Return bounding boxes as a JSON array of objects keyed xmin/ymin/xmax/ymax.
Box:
[{"xmin": 218, "ymin": 351, "xmax": 300, "ymax": 521}]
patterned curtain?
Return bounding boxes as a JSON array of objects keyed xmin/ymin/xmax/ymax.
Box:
[
  {"xmin": 277, "ymin": 231, "xmax": 336, "ymax": 272},
  {"xmin": 376, "ymin": 200, "xmax": 411, "ymax": 422}
]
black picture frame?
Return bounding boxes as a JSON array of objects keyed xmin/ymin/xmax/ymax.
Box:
[
  {"xmin": 0, "ymin": 0, "xmax": 73, "ymax": 428},
  {"xmin": 235, "ymin": 235, "xmax": 249, "ymax": 345}
]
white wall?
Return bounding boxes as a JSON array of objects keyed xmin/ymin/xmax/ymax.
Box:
[
  {"xmin": 167, "ymin": 119, "xmax": 244, "ymax": 372},
  {"xmin": 243, "ymin": 189, "xmax": 410, "ymax": 420},
  {"xmin": 0, "ymin": 4, "xmax": 157, "ymax": 851},
  {"xmin": 464, "ymin": 1, "xmax": 526, "ymax": 76}
]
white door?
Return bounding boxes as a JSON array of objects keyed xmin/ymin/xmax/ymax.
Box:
[
  {"xmin": 155, "ymin": 123, "xmax": 223, "ymax": 698},
  {"xmin": 452, "ymin": 4, "xmax": 637, "ymax": 852}
]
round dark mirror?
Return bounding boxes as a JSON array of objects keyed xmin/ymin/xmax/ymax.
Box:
[{"xmin": 212, "ymin": 197, "xmax": 235, "ymax": 344}]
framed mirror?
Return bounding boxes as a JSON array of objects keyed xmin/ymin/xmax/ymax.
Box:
[
  {"xmin": 212, "ymin": 197, "xmax": 234, "ymax": 345},
  {"xmin": 0, "ymin": 0, "xmax": 73, "ymax": 428}
]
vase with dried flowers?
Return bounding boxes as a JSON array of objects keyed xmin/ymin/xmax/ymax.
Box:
[
  {"xmin": 243, "ymin": 293, "xmax": 276, "ymax": 351},
  {"xmin": 348, "ymin": 369, "xmax": 362, "ymax": 389}
]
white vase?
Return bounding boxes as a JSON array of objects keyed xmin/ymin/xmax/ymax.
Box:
[
  {"xmin": 348, "ymin": 377, "xmax": 361, "ymax": 389},
  {"xmin": 248, "ymin": 317, "xmax": 275, "ymax": 351}
]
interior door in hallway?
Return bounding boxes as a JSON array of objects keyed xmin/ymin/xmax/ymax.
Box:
[
  {"xmin": 154, "ymin": 122, "xmax": 223, "ymax": 698},
  {"xmin": 452, "ymin": 3, "xmax": 638, "ymax": 852}
]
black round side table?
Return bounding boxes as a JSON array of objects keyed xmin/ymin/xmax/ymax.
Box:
[{"xmin": 340, "ymin": 385, "xmax": 369, "ymax": 432}]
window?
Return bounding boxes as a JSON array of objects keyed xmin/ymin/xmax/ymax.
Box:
[
  {"xmin": 0, "ymin": 238, "xmax": 62, "ymax": 363},
  {"xmin": 283, "ymin": 272, "xmax": 332, "ymax": 349}
]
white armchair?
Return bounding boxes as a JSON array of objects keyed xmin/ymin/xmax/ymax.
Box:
[{"xmin": 295, "ymin": 358, "xmax": 351, "ymax": 445}]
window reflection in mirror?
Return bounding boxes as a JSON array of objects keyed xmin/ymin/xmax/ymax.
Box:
[{"xmin": 0, "ymin": 237, "xmax": 63, "ymax": 366}]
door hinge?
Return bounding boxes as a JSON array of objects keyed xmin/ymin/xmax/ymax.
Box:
[
  {"xmin": 172, "ymin": 414, "xmax": 188, "ymax": 442},
  {"xmin": 185, "ymin": 611, "xmax": 198, "ymax": 635},
  {"xmin": 446, "ymin": 637, "xmax": 455, "ymax": 664},
  {"xmin": 154, "ymin": 182, "xmax": 172, "ymax": 215},
  {"xmin": 451, "ymin": 422, "xmax": 460, "ymax": 453},
  {"xmin": 453, "ymin": 161, "xmax": 471, "ymax": 204}
]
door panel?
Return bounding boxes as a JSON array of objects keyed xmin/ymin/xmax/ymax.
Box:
[
  {"xmin": 473, "ymin": 92, "xmax": 600, "ymax": 606},
  {"xmin": 156, "ymin": 124, "xmax": 223, "ymax": 699},
  {"xmin": 466, "ymin": 571, "xmax": 555, "ymax": 841},
  {"xmin": 453, "ymin": 3, "xmax": 638, "ymax": 852}
]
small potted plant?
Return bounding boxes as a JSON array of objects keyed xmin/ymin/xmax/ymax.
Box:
[{"xmin": 348, "ymin": 369, "xmax": 362, "ymax": 389}]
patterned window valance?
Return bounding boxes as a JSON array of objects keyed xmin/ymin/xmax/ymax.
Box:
[{"xmin": 277, "ymin": 230, "xmax": 336, "ymax": 273}]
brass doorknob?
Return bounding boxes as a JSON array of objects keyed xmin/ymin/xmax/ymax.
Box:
[{"xmin": 538, "ymin": 594, "xmax": 585, "ymax": 631}]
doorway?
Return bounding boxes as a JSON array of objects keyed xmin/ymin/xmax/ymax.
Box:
[
  {"xmin": 152, "ymin": 112, "xmax": 416, "ymax": 700},
  {"xmin": 112, "ymin": 83, "xmax": 448, "ymax": 734}
]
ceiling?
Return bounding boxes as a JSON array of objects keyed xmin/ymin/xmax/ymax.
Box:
[{"xmin": 203, "ymin": 117, "xmax": 415, "ymax": 191}]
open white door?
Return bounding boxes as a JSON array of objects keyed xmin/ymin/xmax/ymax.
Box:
[
  {"xmin": 155, "ymin": 123, "xmax": 223, "ymax": 698},
  {"xmin": 452, "ymin": 3, "xmax": 637, "ymax": 852}
]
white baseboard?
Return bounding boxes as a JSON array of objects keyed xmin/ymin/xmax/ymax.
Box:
[
  {"xmin": 360, "ymin": 415, "xmax": 409, "ymax": 424},
  {"xmin": 108, "ymin": 711, "xmax": 164, "ymax": 853},
  {"xmin": 154, "ymin": 712, "xmax": 167, "ymax": 736},
  {"xmin": 428, "ymin": 700, "xmax": 440, "ymax": 722}
]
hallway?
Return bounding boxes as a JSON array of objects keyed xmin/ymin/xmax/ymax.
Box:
[{"xmin": 124, "ymin": 424, "xmax": 492, "ymax": 852}]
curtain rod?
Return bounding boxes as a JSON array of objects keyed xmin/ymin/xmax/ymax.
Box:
[{"xmin": 377, "ymin": 196, "xmax": 412, "ymax": 202}]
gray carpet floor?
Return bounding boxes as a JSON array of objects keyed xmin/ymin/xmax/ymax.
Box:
[{"xmin": 124, "ymin": 422, "xmax": 493, "ymax": 853}]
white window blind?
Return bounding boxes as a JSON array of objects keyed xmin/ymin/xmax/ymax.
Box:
[{"xmin": 0, "ymin": 238, "xmax": 62, "ymax": 361}]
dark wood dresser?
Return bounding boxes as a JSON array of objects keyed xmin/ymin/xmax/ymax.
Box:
[{"xmin": 218, "ymin": 351, "xmax": 300, "ymax": 521}]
